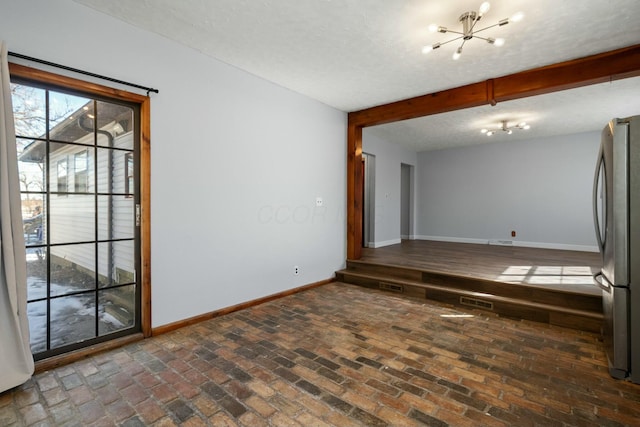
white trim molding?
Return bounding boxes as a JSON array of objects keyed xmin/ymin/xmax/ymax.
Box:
[
  {"xmin": 372, "ymin": 238, "xmax": 402, "ymax": 248},
  {"xmin": 415, "ymin": 235, "xmax": 599, "ymax": 253}
]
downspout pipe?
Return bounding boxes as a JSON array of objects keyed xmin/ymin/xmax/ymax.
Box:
[{"xmin": 78, "ymin": 115, "xmax": 115, "ymax": 287}]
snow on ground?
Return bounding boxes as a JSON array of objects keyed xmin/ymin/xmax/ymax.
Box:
[{"xmin": 26, "ymin": 248, "xmax": 130, "ymax": 353}]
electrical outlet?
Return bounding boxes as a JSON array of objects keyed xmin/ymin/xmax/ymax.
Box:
[
  {"xmin": 316, "ymin": 197, "xmax": 323, "ymax": 207},
  {"xmin": 511, "ymin": 230, "xmax": 516, "ymax": 237},
  {"xmin": 294, "ymin": 266, "xmax": 300, "ymax": 276}
]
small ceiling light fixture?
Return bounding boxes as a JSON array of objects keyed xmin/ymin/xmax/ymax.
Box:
[
  {"xmin": 422, "ymin": 2, "xmax": 523, "ymax": 60},
  {"xmin": 481, "ymin": 120, "xmax": 530, "ymax": 136}
]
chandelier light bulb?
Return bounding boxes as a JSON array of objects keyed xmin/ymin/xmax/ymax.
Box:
[
  {"xmin": 481, "ymin": 129, "xmax": 488, "ymax": 133},
  {"xmin": 494, "ymin": 38, "xmax": 505, "ymax": 46},
  {"xmin": 510, "ymin": 12, "xmax": 524, "ymax": 22},
  {"xmin": 507, "ymin": 129, "xmax": 513, "ymax": 135},
  {"xmin": 479, "ymin": 2, "xmax": 491, "ymax": 15},
  {"xmin": 453, "ymin": 47, "xmax": 462, "ymax": 60},
  {"xmin": 423, "ymin": 42, "xmax": 440, "ymax": 54},
  {"xmin": 428, "ymin": 24, "xmax": 438, "ymax": 33}
]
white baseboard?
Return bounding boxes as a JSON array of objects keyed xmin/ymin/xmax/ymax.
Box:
[
  {"xmin": 415, "ymin": 235, "xmax": 488, "ymax": 245},
  {"xmin": 372, "ymin": 238, "xmax": 402, "ymax": 248},
  {"xmin": 515, "ymin": 241, "xmax": 599, "ymax": 252},
  {"xmin": 414, "ymin": 235, "xmax": 599, "ymax": 253}
]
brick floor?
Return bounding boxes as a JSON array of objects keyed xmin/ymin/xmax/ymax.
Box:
[{"xmin": 1, "ymin": 282, "xmax": 639, "ymax": 426}]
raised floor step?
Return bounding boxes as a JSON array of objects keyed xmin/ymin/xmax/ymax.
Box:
[
  {"xmin": 336, "ymin": 263, "xmax": 603, "ymax": 333},
  {"xmin": 344, "ymin": 259, "xmax": 602, "ymax": 311}
]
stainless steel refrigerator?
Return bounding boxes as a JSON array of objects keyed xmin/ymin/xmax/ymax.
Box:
[{"xmin": 593, "ymin": 115, "xmax": 640, "ymax": 384}]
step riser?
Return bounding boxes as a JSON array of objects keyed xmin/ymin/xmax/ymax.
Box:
[
  {"xmin": 346, "ymin": 261, "xmax": 423, "ymax": 281},
  {"xmin": 345, "ymin": 261, "xmax": 602, "ymax": 312},
  {"xmin": 422, "ymin": 272, "xmax": 602, "ymax": 312},
  {"xmin": 337, "ymin": 270, "xmax": 602, "ymax": 333},
  {"xmin": 424, "ymin": 288, "xmax": 601, "ymax": 333},
  {"xmin": 336, "ymin": 273, "xmax": 426, "ymax": 299}
]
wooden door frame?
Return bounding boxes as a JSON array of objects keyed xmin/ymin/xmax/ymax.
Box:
[
  {"xmin": 9, "ymin": 63, "xmax": 152, "ymax": 340},
  {"xmin": 347, "ymin": 44, "xmax": 640, "ymax": 260}
]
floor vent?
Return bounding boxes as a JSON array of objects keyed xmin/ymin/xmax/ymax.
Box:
[
  {"xmin": 379, "ymin": 282, "xmax": 404, "ymax": 293},
  {"xmin": 488, "ymin": 239, "xmax": 513, "ymax": 246},
  {"xmin": 460, "ymin": 296, "xmax": 494, "ymax": 310}
]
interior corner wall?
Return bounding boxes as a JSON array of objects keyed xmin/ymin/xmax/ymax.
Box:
[
  {"xmin": 1, "ymin": 0, "xmax": 347, "ymax": 328},
  {"xmin": 362, "ymin": 130, "xmax": 417, "ymax": 247},
  {"xmin": 416, "ymin": 131, "xmax": 601, "ymax": 251}
]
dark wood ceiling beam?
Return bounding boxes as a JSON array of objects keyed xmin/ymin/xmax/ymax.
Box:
[
  {"xmin": 347, "ymin": 43, "xmax": 640, "ymax": 260},
  {"xmin": 349, "ymin": 44, "xmax": 640, "ymax": 128},
  {"xmin": 492, "ymin": 44, "xmax": 640, "ymax": 103},
  {"xmin": 348, "ymin": 81, "xmax": 489, "ymax": 127}
]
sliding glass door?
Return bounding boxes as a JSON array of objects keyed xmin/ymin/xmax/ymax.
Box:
[{"xmin": 12, "ymin": 80, "xmax": 141, "ymax": 360}]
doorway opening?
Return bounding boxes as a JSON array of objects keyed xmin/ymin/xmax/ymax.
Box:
[
  {"xmin": 401, "ymin": 163, "xmax": 414, "ymax": 240},
  {"xmin": 362, "ymin": 153, "xmax": 375, "ymax": 248}
]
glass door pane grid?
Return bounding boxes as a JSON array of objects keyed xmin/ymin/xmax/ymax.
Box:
[
  {"xmin": 13, "ymin": 81, "xmax": 140, "ymax": 360},
  {"xmin": 26, "ymin": 282, "xmax": 136, "ymax": 304}
]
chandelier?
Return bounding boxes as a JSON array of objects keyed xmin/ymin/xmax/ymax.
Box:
[
  {"xmin": 422, "ymin": 2, "xmax": 523, "ymax": 60},
  {"xmin": 481, "ymin": 120, "xmax": 530, "ymax": 136}
]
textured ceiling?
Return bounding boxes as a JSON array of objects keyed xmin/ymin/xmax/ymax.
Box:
[{"xmin": 73, "ymin": 0, "xmax": 640, "ymax": 151}]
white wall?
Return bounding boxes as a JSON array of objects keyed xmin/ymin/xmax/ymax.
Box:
[
  {"xmin": 416, "ymin": 131, "xmax": 601, "ymax": 251},
  {"xmin": 1, "ymin": 0, "xmax": 347, "ymax": 327},
  {"xmin": 363, "ymin": 130, "xmax": 417, "ymax": 247}
]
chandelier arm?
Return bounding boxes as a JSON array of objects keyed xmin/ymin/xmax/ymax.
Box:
[
  {"xmin": 468, "ymin": 15, "xmax": 482, "ymax": 33},
  {"xmin": 437, "ymin": 36, "xmax": 464, "ymax": 47},
  {"xmin": 441, "ymin": 29, "xmax": 465, "ymax": 36},
  {"xmin": 473, "ymin": 22, "xmax": 504, "ymax": 34},
  {"xmin": 472, "ymin": 35, "xmax": 494, "ymax": 42}
]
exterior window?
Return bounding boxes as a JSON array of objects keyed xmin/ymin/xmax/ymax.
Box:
[
  {"xmin": 57, "ymin": 159, "xmax": 68, "ymax": 194},
  {"xmin": 125, "ymin": 152, "xmax": 134, "ymax": 197},
  {"xmin": 74, "ymin": 150, "xmax": 88, "ymax": 192}
]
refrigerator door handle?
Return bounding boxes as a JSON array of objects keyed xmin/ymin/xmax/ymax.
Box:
[{"xmin": 593, "ymin": 149, "xmax": 606, "ymax": 252}]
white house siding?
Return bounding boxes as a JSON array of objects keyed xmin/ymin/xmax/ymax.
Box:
[{"xmin": 48, "ymin": 130, "xmax": 135, "ymax": 284}]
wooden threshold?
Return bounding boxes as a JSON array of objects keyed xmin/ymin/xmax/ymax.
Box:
[{"xmin": 35, "ymin": 333, "xmax": 144, "ymax": 374}]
